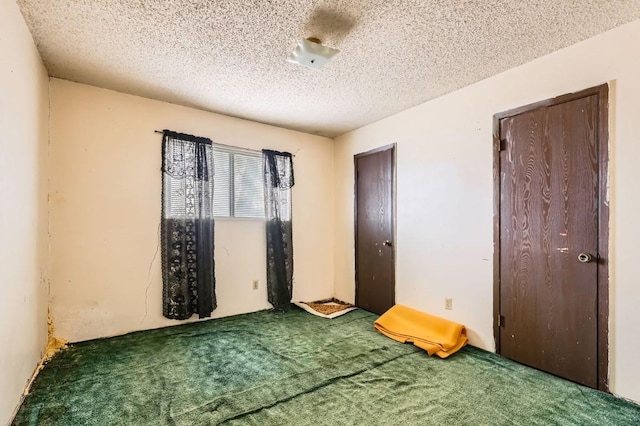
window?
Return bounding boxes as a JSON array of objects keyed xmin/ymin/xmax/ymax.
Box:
[
  {"xmin": 213, "ymin": 147, "xmax": 265, "ymax": 219},
  {"xmin": 165, "ymin": 144, "xmax": 291, "ymax": 220}
]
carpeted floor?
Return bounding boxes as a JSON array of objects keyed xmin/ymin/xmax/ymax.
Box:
[{"xmin": 13, "ymin": 307, "xmax": 640, "ymax": 425}]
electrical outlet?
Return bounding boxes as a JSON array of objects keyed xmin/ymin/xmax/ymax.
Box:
[
  {"xmin": 252, "ymin": 280, "xmax": 259, "ymax": 290},
  {"xmin": 445, "ymin": 298, "xmax": 453, "ymax": 310}
]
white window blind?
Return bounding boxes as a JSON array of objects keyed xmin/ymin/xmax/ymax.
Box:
[
  {"xmin": 213, "ymin": 147, "xmax": 265, "ymax": 219},
  {"xmin": 212, "ymin": 151, "xmax": 231, "ymax": 216}
]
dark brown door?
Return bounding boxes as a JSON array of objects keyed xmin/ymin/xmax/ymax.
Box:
[
  {"xmin": 495, "ymin": 86, "xmax": 608, "ymax": 389},
  {"xmin": 355, "ymin": 145, "xmax": 395, "ymax": 315}
]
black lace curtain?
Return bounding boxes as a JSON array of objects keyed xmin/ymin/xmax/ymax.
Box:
[
  {"xmin": 263, "ymin": 150, "xmax": 294, "ymax": 311},
  {"xmin": 161, "ymin": 130, "xmax": 216, "ymax": 320}
]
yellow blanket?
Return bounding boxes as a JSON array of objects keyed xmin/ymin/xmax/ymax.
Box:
[{"xmin": 374, "ymin": 304, "xmax": 468, "ymax": 358}]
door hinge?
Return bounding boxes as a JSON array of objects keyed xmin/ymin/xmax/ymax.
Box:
[
  {"xmin": 498, "ymin": 139, "xmax": 507, "ymax": 151},
  {"xmin": 497, "ymin": 315, "xmax": 503, "ymax": 327}
]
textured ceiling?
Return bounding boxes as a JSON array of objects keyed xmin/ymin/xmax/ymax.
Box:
[{"xmin": 17, "ymin": 1, "xmax": 640, "ymax": 137}]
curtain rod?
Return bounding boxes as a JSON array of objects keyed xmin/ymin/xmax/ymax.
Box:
[{"xmin": 154, "ymin": 130, "xmax": 294, "ymax": 157}]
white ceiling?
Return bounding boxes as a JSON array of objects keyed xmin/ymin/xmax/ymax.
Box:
[{"xmin": 17, "ymin": 1, "xmax": 640, "ymax": 137}]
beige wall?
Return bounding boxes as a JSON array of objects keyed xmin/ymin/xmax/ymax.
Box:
[
  {"xmin": 0, "ymin": 1, "xmax": 50, "ymax": 423},
  {"xmin": 48, "ymin": 79, "xmax": 334, "ymax": 343},
  {"xmin": 334, "ymin": 20, "xmax": 640, "ymax": 403}
]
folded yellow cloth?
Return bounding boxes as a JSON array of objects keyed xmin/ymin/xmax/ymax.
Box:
[{"xmin": 374, "ymin": 304, "xmax": 468, "ymax": 358}]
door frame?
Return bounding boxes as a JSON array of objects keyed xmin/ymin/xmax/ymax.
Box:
[
  {"xmin": 492, "ymin": 84, "xmax": 609, "ymax": 391},
  {"xmin": 354, "ymin": 143, "xmax": 397, "ymax": 309}
]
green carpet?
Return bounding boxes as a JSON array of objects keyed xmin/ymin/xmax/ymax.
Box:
[{"xmin": 13, "ymin": 308, "xmax": 640, "ymax": 425}]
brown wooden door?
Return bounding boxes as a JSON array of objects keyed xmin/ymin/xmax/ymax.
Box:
[
  {"xmin": 355, "ymin": 145, "xmax": 395, "ymax": 315},
  {"xmin": 496, "ymin": 86, "xmax": 608, "ymax": 389}
]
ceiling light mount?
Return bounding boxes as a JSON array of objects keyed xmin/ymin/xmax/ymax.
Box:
[{"xmin": 287, "ymin": 37, "xmax": 340, "ymax": 70}]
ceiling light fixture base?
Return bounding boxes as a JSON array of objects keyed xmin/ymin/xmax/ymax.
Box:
[{"xmin": 287, "ymin": 37, "xmax": 340, "ymax": 70}]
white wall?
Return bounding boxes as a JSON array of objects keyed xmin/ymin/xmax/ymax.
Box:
[
  {"xmin": 48, "ymin": 79, "xmax": 334, "ymax": 343},
  {"xmin": 334, "ymin": 20, "xmax": 640, "ymax": 403},
  {"xmin": 0, "ymin": 1, "xmax": 50, "ymax": 423}
]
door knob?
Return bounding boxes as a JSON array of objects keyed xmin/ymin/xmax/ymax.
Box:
[
  {"xmin": 577, "ymin": 253, "xmax": 592, "ymax": 263},
  {"xmin": 383, "ymin": 240, "xmax": 393, "ymax": 247}
]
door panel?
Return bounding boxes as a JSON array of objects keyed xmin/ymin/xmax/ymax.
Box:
[
  {"xmin": 355, "ymin": 146, "xmax": 395, "ymax": 315},
  {"xmin": 499, "ymin": 95, "xmax": 600, "ymax": 388}
]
